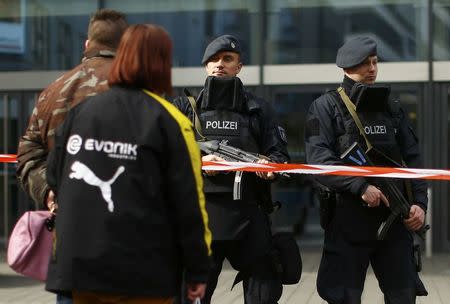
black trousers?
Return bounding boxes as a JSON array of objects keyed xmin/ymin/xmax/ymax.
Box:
[
  {"xmin": 179, "ymin": 198, "xmax": 282, "ymax": 304},
  {"xmin": 202, "ymin": 240, "xmax": 282, "ymax": 304},
  {"xmin": 316, "ymin": 227, "xmax": 422, "ymax": 304}
]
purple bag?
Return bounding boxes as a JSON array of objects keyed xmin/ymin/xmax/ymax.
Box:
[{"xmin": 7, "ymin": 210, "xmax": 54, "ymax": 281}]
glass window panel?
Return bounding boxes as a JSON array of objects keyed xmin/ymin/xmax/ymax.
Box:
[
  {"xmin": 273, "ymin": 91, "xmax": 321, "ymax": 162},
  {"xmin": 103, "ymin": 0, "xmax": 260, "ymax": 66},
  {"xmin": 266, "ymin": 0, "xmax": 428, "ymax": 64},
  {"xmin": 0, "ymin": 93, "xmax": 19, "ymax": 153},
  {"xmin": 0, "ymin": 0, "xmax": 97, "ymax": 71},
  {"xmin": 447, "ymin": 89, "xmax": 450, "ymax": 241},
  {"xmin": 434, "ymin": 1, "xmax": 450, "ymax": 60},
  {"xmin": 390, "ymin": 88, "xmax": 419, "ymax": 132},
  {"xmin": 270, "ymin": 89, "xmax": 323, "ymax": 238},
  {"xmin": 0, "ymin": 92, "xmax": 22, "ymax": 242}
]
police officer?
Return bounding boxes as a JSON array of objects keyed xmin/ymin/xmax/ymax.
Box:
[
  {"xmin": 305, "ymin": 36, "xmax": 428, "ymax": 304},
  {"xmin": 173, "ymin": 35, "xmax": 290, "ymax": 303}
]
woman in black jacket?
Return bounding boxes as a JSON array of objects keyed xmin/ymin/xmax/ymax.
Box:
[{"xmin": 46, "ymin": 24, "xmax": 211, "ymax": 304}]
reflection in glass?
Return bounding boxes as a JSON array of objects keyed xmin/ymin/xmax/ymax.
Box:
[
  {"xmin": 274, "ymin": 91, "xmax": 321, "ymax": 162},
  {"xmin": 266, "ymin": 0, "xmax": 427, "ymax": 64},
  {"xmin": 104, "ymin": 0, "xmax": 260, "ymax": 66},
  {"xmin": 447, "ymin": 90, "xmax": 450, "ymax": 240},
  {"xmin": 0, "ymin": 93, "xmax": 19, "ymax": 242},
  {"xmin": 271, "ymin": 90, "xmax": 323, "ymax": 237},
  {"xmin": 390, "ymin": 88, "xmax": 419, "ymax": 132},
  {"xmin": 434, "ymin": 1, "xmax": 450, "ymax": 60},
  {"xmin": 0, "ymin": 0, "xmax": 96, "ymax": 71},
  {"xmin": 0, "ymin": 0, "xmax": 261, "ymax": 70}
]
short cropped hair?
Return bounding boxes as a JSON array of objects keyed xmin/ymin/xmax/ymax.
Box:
[
  {"xmin": 87, "ymin": 9, "xmax": 128, "ymax": 49},
  {"xmin": 108, "ymin": 24, "xmax": 173, "ymax": 95}
]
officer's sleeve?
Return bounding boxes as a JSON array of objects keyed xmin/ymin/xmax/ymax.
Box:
[
  {"xmin": 16, "ymin": 103, "xmax": 50, "ymax": 207},
  {"xmin": 171, "ymin": 95, "xmax": 191, "ymax": 117},
  {"xmin": 258, "ymin": 101, "xmax": 290, "ymax": 163},
  {"xmin": 159, "ymin": 99, "xmax": 212, "ymax": 284},
  {"xmin": 396, "ymin": 106, "xmax": 428, "ymax": 210},
  {"xmin": 305, "ymin": 95, "xmax": 369, "ymax": 196}
]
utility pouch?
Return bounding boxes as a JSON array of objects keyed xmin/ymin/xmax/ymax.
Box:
[
  {"xmin": 317, "ymin": 187, "xmax": 336, "ymax": 230},
  {"xmin": 413, "ymin": 243, "xmax": 422, "ymax": 272},
  {"xmin": 271, "ymin": 232, "xmax": 302, "ymax": 284}
]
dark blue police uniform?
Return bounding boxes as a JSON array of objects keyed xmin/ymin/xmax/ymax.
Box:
[
  {"xmin": 173, "ymin": 34, "xmax": 290, "ymax": 304},
  {"xmin": 305, "ymin": 37, "xmax": 428, "ymax": 304}
]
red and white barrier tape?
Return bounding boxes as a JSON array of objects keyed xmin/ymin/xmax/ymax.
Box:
[
  {"xmin": 202, "ymin": 161, "xmax": 450, "ymax": 181},
  {"xmin": 0, "ymin": 154, "xmax": 17, "ymax": 164},
  {"xmin": 2, "ymin": 154, "xmax": 450, "ymax": 180}
]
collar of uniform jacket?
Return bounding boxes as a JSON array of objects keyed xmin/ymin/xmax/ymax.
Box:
[
  {"xmin": 197, "ymin": 88, "xmax": 261, "ymax": 113},
  {"xmin": 82, "ymin": 47, "xmax": 116, "ymax": 61}
]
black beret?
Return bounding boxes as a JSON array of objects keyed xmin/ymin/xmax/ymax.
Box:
[
  {"xmin": 201, "ymin": 35, "xmax": 241, "ymax": 65},
  {"xmin": 336, "ymin": 36, "xmax": 377, "ymax": 68}
]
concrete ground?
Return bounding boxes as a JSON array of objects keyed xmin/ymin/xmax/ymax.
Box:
[
  {"xmin": 1, "ymin": 208, "xmax": 449, "ymax": 303},
  {"xmin": 1, "ymin": 243, "xmax": 449, "ymax": 303}
]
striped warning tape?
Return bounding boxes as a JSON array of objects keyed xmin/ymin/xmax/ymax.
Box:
[
  {"xmin": 2, "ymin": 154, "xmax": 450, "ymax": 180},
  {"xmin": 0, "ymin": 154, "xmax": 17, "ymax": 164},
  {"xmin": 202, "ymin": 161, "xmax": 450, "ymax": 181}
]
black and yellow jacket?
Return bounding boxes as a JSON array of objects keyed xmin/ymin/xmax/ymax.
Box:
[{"xmin": 46, "ymin": 86, "xmax": 211, "ymax": 297}]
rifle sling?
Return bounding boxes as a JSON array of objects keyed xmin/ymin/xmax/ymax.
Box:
[
  {"xmin": 337, "ymin": 87, "xmax": 416, "ymax": 206},
  {"xmin": 337, "ymin": 87, "xmax": 373, "ymax": 150},
  {"xmin": 337, "ymin": 87, "xmax": 410, "ymax": 166},
  {"xmin": 184, "ymin": 88, "xmax": 206, "ymax": 140}
]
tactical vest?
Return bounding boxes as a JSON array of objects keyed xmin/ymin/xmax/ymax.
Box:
[
  {"xmin": 199, "ymin": 104, "xmax": 261, "ymax": 196},
  {"xmin": 331, "ymin": 90, "xmax": 409, "ymax": 240},
  {"xmin": 333, "ymin": 90, "xmax": 403, "ymax": 167}
]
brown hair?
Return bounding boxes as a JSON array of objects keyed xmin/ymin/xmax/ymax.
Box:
[
  {"xmin": 108, "ymin": 24, "xmax": 173, "ymax": 95},
  {"xmin": 87, "ymin": 9, "xmax": 128, "ymax": 49}
]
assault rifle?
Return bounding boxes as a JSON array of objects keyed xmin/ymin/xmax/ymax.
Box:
[
  {"xmin": 198, "ymin": 139, "xmax": 289, "ymax": 200},
  {"xmin": 340, "ymin": 142, "xmax": 429, "ymax": 240}
]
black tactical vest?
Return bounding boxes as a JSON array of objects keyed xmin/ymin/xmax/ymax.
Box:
[
  {"xmin": 332, "ymin": 87, "xmax": 408, "ymax": 241},
  {"xmin": 198, "ymin": 77, "xmax": 260, "ymax": 196},
  {"xmin": 334, "ymin": 86, "xmax": 403, "ymax": 166}
]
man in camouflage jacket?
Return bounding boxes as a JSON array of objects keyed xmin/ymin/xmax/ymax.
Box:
[{"xmin": 16, "ymin": 9, "xmax": 128, "ymax": 210}]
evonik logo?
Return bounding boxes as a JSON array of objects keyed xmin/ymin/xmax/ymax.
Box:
[
  {"xmin": 67, "ymin": 134, "xmax": 82, "ymax": 155},
  {"xmin": 66, "ymin": 134, "xmax": 138, "ymax": 160}
]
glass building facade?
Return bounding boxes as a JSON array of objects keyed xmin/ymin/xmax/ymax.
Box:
[{"xmin": 1, "ymin": 0, "xmax": 450, "ymax": 252}]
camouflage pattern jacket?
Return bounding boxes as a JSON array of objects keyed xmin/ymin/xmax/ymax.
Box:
[{"xmin": 16, "ymin": 47, "xmax": 115, "ymax": 206}]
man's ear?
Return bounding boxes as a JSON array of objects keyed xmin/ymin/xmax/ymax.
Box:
[
  {"xmin": 84, "ymin": 40, "xmax": 90, "ymax": 50},
  {"xmin": 236, "ymin": 62, "xmax": 243, "ymax": 75}
]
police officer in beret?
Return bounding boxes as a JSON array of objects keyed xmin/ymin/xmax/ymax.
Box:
[
  {"xmin": 305, "ymin": 36, "xmax": 428, "ymax": 303},
  {"xmin": 173, "ymin": 34, "xmax": 290, "ymax": 303}
]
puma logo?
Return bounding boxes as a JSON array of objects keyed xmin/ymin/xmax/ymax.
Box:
[{"xmin": 69, "ymin": 161, "xmax": 125, "ymax": 212}]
